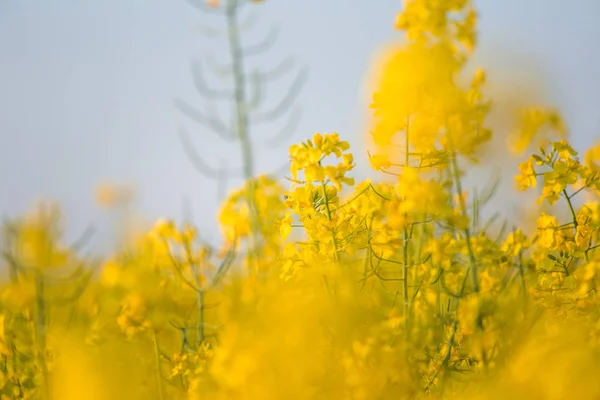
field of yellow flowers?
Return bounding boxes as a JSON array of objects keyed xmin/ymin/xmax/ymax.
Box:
[{"xmin": 3, "ymin": 1, "xmax": 600, "ymax": 399}]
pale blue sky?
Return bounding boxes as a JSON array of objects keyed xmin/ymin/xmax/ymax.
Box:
[{"xmin": 0, "ymin": 0, "xmax": 599, "ymax": 251}]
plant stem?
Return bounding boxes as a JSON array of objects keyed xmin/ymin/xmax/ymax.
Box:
[
  {"xmin": 321, "ymin": 181, "xmax": 339, "ymax": 262},
  {"xmin": 449, "ymin": 149, "xmax": 480, "ymax": 294},
  {"xmin": 153, "ymin": 331, "xmax": 165, "ymax": 400},
  {"xmin": 184, "ymin": 241, "xmax": 205, "ymax": 345},
  {"xmin": 563, "ymin": 189, "xmax": 589, "ymax": 262},
  {"xmin": 226, "ymin": 0, "xmax": 260, "ymax": 275},
  {"xmin": 34, "ymin": 271, "xmax": 49, "ymax": 400},
  {"xmin": 402, "ymin": 117, "xmax": 411, "ymax": 330}
]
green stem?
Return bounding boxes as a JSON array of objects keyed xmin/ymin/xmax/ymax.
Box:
[
  {"xmin": 403, "ymin": 119, "xmax": 410, "ymax": 302},
  {"xmin": 34, "ymin": 271, "xmax": 49, "ymax": 400},
  {"xmin": 518, "ymin": 250, "xmax": 527, "ymax": 304},
  {"xmin": 153, "ymin": 331, "xmax": 165, "ymax": 400},
  {"xmin": 184, "ymin": 241, "xmax": 205, "ymax": 345},
  {"xmin": 226, "ymin": 0, "xmax": 260, "ymax": 275},
  {"xmin": 449, "ymin": 149, "xmax": 480, "ymax": 294},
  {"xmin": 426, "ymin": 318, "xmax": 458, "ymax": 392},
  {"xmin": 321, "ymin": 181, "xmax": 339, "ymax": 262},
  {"xmin": 563, "ymin": 189, "xmax": 589, "ymax": 262},
  {"xmin": 402, "ymin": 116, "xmax": 411, "ymax": 332},
  {"xmin": 361, "ymin": 216, "xmax": 373, "ymax": 291}
]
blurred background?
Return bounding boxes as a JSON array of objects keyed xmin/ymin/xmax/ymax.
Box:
[{"xmin": 0, "ymin": 0, "xmax": 599, "ymax": 253}]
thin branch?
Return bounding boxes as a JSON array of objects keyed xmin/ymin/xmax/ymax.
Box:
[
  {"xmin": 191, "ymin": 60, "xmax": 235, "ymax": 100},
  {"xmin": 205, "ymin": 53, "xmax": 232, "ymax": 78},
  {"xmin": 338, "ymin": 185, "xmax": 370, "ymax": 209},
  {"xmin": 46, "ymin": 263, "xmax": 89, "ymax": 283},
  {"xmin": 494, "ymin": 218, "xmax": 509, "ymax": 244},
  {"xmin": 53, "ymin": 270, "xmax": 93, "ymax": 305},
  {"xmin": 194, "ymin": 23, "xmax": 224, "ymax": 38},
  {"xmin": 164, "ymin": 241, "xmax": 201, "ymax": 293},
  {"xmin": 239, "ymin": 6, "xmax": 258, "ymax": 31},
  {"xmin": 247, "ymin": 70, "xmax": 263, "ymax": 110},
  {"xmin": 243, "ymin": 25, "xmax": 280, "ymax": 57},
  {"xmin": 206, "ymin": 237, "xmax": 237, "ymax": 289},
  {"xmin": 259, "ymin": 57, "xmax": 297, "ymax": 82},
  {"xmin": 69, "ymin": 225, "xmax": 95, "ymax": 253},
  {"xmin": 371, "ymin": 250, "xmax": 404, "ymax": 266},
  {"xmin": 174, "ymin": 98, "xmax": 233, "ymax": 140},
  {"xmin": 178, "ymin": 127, "xmax": 245, "ymax": 179},
  {"xmin": 369, "ymin": 182, "xmax": 392, "ymax": 201},
  {"xmin": 478, "ymin": 174, "xmax": 500, "ymax": 206},
  {"xmin": 1, "ymin": 250, "xmax": 24, "ymax": 281},
  {"xmin": 251, "ymin": 66, "xmax": 308, "ymax": 123}
]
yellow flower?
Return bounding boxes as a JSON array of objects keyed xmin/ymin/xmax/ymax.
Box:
[
  {"xmin": 100, "ymin": 259, "xmax": 121, "ymax": 287},
  {"xmin": 305, "ymin": 164, "xmax": 325, "ymax": 182},
  {"xmin": 553, "ymin": 139, "xmax": 578, "ymax": 160},
  {"xmin": 395, "ymin": 167, "xmax": 450, "ymax": 216},
  {"xmin": 151, "ymin": 218, "xmax": 176, "ymax": 239},
  {"xmin": 509, "ymin": 108, "xmax": 567, "ymax": 155},
  {"xmin": 538, "ymin": 161, "xmax": 579, "ymax": 205},
  {"xmin": 280, "ymin": 212, "xmax": 293, "ymax": 240},
  {"xmin": 501, "ymin": 229, "xmax": 531, "ymax": 257},
  {"xmin": 515, "ymin": 158, "xmax": 538, "ymax": 190},
  {"xmin": 369, "ymin": 154, "xmax": 392, "ymax": 171},
  {"xmin": 585, "ymin": 140, "xmax": 600, "ymax": 169},
  {"xmin": 536, "ymin": 213, "xmax": 559, "ymax": 249}
]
